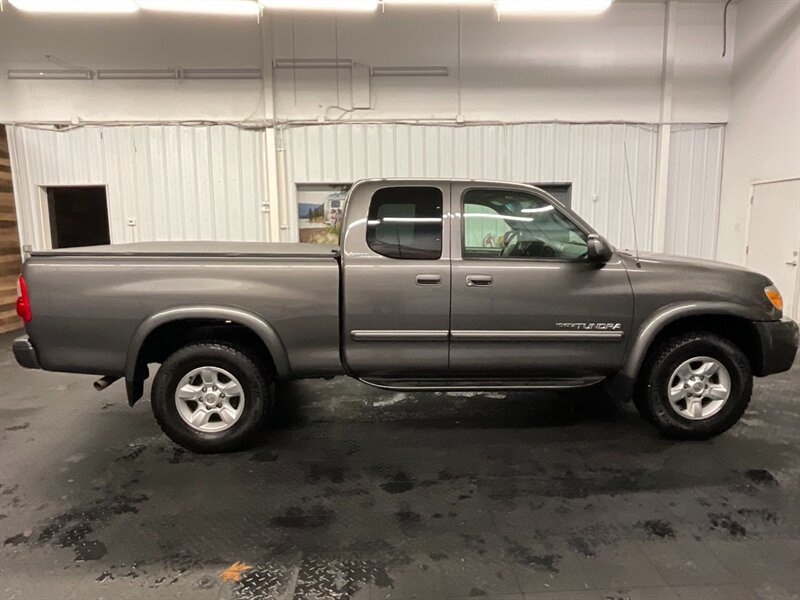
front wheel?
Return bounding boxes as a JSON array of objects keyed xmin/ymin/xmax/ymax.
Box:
[
  {"xmin": 637, "ymin": 332, "xmax": 752, "ymax": 440},
  {"xmin": 151, "ymin": 343, "xmax": 271, "ymax": 453}
]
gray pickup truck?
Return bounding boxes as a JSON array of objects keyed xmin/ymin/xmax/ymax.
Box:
[{"xmin": 13, "ymin": 179, "xmax": 799, "ymax": 452}]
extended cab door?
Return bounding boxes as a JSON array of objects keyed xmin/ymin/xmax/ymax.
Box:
[
  {"xmin": 449, "ymin": 183, "xmax": 633, "ymax": 378},
  {"xmin": 341, "ymin": 181, "xmax": 451, "ymax": 378}
]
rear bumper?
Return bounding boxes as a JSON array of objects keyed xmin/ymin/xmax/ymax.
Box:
[
  {"xmin": 12, "ymin": 335, "xmax": 41, "ymax": 370},
  {"xmin": 753, "ymin": 318, "xmax": 799, "ymax": 376}
]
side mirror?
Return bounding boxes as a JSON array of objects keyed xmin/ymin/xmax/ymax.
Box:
[{"xmin": 586, "ymin": 234, "xmax": 613, "ymax": 264}]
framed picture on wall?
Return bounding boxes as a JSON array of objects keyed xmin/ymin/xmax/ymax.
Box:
[{"xmin": 296, "ymin": 183, "xmax": 352, "ymax": 244}]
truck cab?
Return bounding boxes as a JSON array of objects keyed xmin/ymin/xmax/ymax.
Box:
[{"xmin": 341, "ymin": 179, "xmax": 632, "ymax": 388}]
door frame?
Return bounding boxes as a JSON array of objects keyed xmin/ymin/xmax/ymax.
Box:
[
  {"xmin": 36, "ymin": 184, "xmax": 110, "ymax": 250},
  {"xmin": 340, "ymin": 179, "xmax": 453, "ymax": 379},
  {"xmin": 744, "ymin": 176, "xmax": 800, "ymax": 320},
  {"xmin": 447, "ymin": 181, "xmax": 633, "ymax": 378}
]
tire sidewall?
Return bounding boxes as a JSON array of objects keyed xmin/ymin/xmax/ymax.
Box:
[
  {"xmin": 646, "ymin": 335, "xmax": 751, "ymax": 438},
  {"xmin": 152, "ymin": 344, "xmax": 267, "ymax": 452}
]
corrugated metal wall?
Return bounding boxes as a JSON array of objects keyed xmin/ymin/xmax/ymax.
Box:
[
  {"xmin": 665, "ymin": 124, "xmax": 725, "ymax": 259},
  {"xmin": 282, "ymin": 122, "xmax": 724, "ymax": 257},
  {"xmin": 8, "ymin": 122, "xmax": 725, "ymax": 258},
  {"xmin": 8, "ymin": 125, "xmax": 268, "ymax": 249}
]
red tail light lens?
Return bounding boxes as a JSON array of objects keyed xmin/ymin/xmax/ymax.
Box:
[{"xmin": 16, "ymin": 275, "xmax": 31, "ymax": 323}]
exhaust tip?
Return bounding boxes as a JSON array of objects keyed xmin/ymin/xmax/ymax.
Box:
[{"xmin": 93, "ymin": 376, "xmax": 120, "ymax": 392}]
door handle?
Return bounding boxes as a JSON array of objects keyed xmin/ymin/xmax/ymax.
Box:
[
  {"xmin": 416, "ymin": 274, "xmax": 442, "ymax": 286},
  {"xmin": 786, "ymin": 260, "xmax": 798, "ymax": 266},
  {"xmin": 466, "ymin": 274, "xmax": 493, "ymax": 287}
]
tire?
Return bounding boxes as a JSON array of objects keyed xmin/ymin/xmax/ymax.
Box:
[
  {"xmin": 637, "ymin": 332, "xmax": 752, "ymax": 440},
  {"xmin": 151, "ymin": 343, "xmax": 272, "ymax": 453}
]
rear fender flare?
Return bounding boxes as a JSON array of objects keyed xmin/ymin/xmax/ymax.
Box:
[{"xmin": 124, "ymin": 306, "xmax": 290, "ymax": 405}]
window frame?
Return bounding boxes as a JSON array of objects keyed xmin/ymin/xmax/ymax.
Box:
[
  {"xmin": 366, "ymin": 185, "xmax": 445, "ymax": 261},
  {"xmin": 459, "ymin": 187, "xmax": 592, "ymax": 263}
]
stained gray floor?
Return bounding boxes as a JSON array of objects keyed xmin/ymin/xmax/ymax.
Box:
[{"xmin": 1, "ymin": 330, "xmax": 799, "ymax": 600}]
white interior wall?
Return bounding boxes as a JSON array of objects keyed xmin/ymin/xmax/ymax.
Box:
[
  {"xmin": 0, "ymin": 1, "xmax": 737, "ymax": 260},
  {"xmin": 6, "ymin": 121, "xmax": 725, "ymax": 259},
  {"xmin": 717, "ymin": 0, "xmax": 800, "ymax": 265},
  {"xmin": 0, "ymin": 12, "xmax": 266, "ymax": 123},
  {"xmin": 8, "ymin": 125, "xmax": 268, "ymax": 248},
  {"xmin": 664, "ymin": 124, "xmax": 725, "ymax": 258},
  {"xmin": 0, "ymin": 2, "xmax": 734, "ymax": 124},
  {"xmin": 283, "ymin": 121, "xmax": 723, "ymax": 255},
  {"xmin": 283, "ymin": 122, "xmax": 661, "ymax": 250},
  {"xmin": 273, "ymin": 2, "xmax": 732, "ymax": 123}
]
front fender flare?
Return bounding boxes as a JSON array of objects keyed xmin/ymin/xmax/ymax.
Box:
[
  {"xmin": 124, "ymin": 306, "xmax": 290, "ymax": 405},
  {"xmin": 611, "ymin": 301, "xmax": 759, "ymax": 399}
]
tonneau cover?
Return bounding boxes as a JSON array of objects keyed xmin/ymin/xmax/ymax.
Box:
[{"xmin": 30, "ymin": 241, "xmax": 340, "ymax": 258}]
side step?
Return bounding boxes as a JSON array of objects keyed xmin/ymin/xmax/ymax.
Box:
[{"xmin": 358, "ymin": 376, "xmax": 605, "ymax": 392}]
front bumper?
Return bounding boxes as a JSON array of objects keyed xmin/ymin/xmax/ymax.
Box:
[
  {"xmin": 12, "ymin": 335, "xmax": 41, "ymax": 370},
  {"xmin": 753, "ymin": 318, "xmax": 799, "ymax": 376}
]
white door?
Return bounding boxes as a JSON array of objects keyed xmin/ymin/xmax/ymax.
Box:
[{"xmin": 746, "ymin": 179, "xmax": 800, "ymax": 320}]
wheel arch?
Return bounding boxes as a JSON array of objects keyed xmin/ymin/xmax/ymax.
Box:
[
  {"xmin": 125, "ymin": 306, "xmax": 290, "ymax": 406},
  {"xmin": 612, "ymin": 302, "xmax": 763, "ymax": 399}
]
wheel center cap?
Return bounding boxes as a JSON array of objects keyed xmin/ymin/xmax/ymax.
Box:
[
  {"xmin": 204, "ymin": 393, "xmax": 217, "ymax": 406},
  {"xmin": 691, "ymin": 382, "xmax": 704, "ymax": 394}
]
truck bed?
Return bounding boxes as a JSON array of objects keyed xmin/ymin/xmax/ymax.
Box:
[{"xmin": 22, "ymin": 241, "xmax": 342, "ymax": 379}]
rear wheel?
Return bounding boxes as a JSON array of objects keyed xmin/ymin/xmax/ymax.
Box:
[
  {"xmin": 151, "ymin": 343, "xmax": 271, "ymax": 453},
  {"xmin": 637, "ymin": 332, "xmax": 752, "ymax": 439}
]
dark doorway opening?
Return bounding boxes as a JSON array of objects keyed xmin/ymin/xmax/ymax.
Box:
[
  {"xmin": 533, "ymin": 182, "xmax": 572, "ymax": 208},
  {"xmin": 46, "ymin": 186, "xmax": 110, "ymax": 249}
]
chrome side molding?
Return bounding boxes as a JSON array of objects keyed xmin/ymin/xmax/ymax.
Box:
[
  {"xmin": 350, "ymin": 330, "xmax": 449, "ymax": 341},
  {"xmin": 451, "ymin": 330, "xmax": 624, "ymax": 341}
]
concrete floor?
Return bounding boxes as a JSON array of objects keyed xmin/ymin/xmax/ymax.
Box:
[{"xmin": 1, "ymin": 330, "xmax": 799, "ymax": 600}]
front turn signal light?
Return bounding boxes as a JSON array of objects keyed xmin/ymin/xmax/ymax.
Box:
[{"xmin": 764, "ymin": 286, "xmax": 783, "ymax": 311}]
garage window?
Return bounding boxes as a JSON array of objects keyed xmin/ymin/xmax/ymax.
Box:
[{"xmin": 367, "ymin": 187, "xmax": 443, "ymax": 260}]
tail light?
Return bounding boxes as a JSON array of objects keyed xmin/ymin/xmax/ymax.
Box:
[{"xmin": 16, "ymin": 275, "xmax": 31, "ymax": 323}]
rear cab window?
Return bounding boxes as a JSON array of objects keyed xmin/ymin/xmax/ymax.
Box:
[{"xmin": 367, "ymin": 187, "xmax": 443, "ymax": 260}]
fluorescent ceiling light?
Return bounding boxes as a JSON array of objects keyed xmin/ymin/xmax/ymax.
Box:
[
  {"xmin": 10, "ymin": 0, "xmax": 138, "ymax": 12},
  {"xmin": 8, "ymin": 69, "xmax": 93, "ymax": 80},
  {"xmin": 137, "ymin": 0, "xmax": 260, "ymax": 15},
  {"xmin": 384, "ymin": 0, "xmax": 490, "ymax": 4},
  {"xmin": 495, "ymin": 0, "xmax": 613, "ymax": 17},
  {"xmin": 260, "ymin": 0, "xmax": 377, "ymax": 11}
]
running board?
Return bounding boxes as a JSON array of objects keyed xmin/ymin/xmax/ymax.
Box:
[{"xmin": 358, "ymin": 376, "xmax": 605, "ymax": 392}]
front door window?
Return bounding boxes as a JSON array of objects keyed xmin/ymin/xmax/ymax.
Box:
[{"xmin": 462, "ymin": 189, "xmax": 587, "ymax": 260}]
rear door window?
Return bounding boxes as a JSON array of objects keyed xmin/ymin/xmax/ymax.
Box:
[{"xmin": 367, "ymin": 187, "xmax": 443, "ymax": 260}]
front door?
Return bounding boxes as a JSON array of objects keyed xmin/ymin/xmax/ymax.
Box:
[
  {"xmin": 342, "ymin": 181, "xmax": 451, "ymax": 378},
  {"xmin": 449, "ymin": 183, "xmax": 634, "ymax": 378}
]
